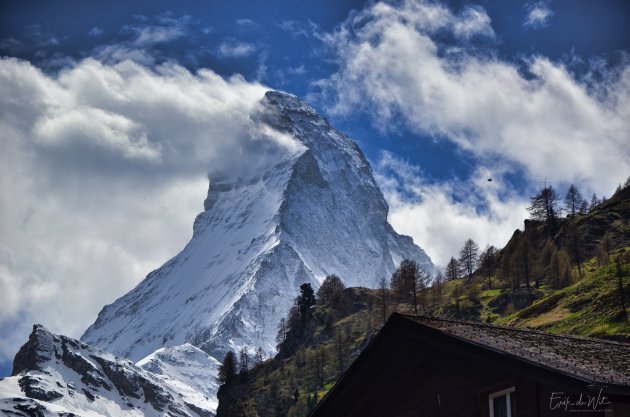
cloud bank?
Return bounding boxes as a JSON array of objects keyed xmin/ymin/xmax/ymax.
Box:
[
  {"xmin": 375, "ymin": 152, "xmax": 528, "ymax": 266},
  {"xmin": 0, "ymin": 57, "xmax": 286, "ymax": 362},
  {"xmin": 318, "ymin": 0, "xmax": 630, "ymax": 267}
]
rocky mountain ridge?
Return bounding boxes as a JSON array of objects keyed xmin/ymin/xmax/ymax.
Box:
[{"xmin": 0, "ymin": 325, "xmax": 216, "ymax": 417}]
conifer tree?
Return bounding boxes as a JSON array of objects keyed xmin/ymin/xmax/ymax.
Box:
[
  {"xmin": 297, "ymin": 283, "xmax": 316, "ymax": 321},
  {"xmin": 218, "ymin": 351, "xmax": 238, "ymax": 385}
]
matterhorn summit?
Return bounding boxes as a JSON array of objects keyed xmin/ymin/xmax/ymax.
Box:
[{"xmin": 81, "ymin": 90, "xmax": 433, "ymax": 364}]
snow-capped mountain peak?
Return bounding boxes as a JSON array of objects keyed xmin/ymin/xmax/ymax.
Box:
[
  {"xmin": 0, "ymin": 325, "xmax": 215, "ymax": 416},
  {"xmin": 81, "ymin": 90, "xmax": 433, "ymax": 365}
]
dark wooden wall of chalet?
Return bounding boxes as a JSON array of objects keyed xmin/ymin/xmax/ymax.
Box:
[
  {"xmin": 311, "ymin": 316, "xmax": 630, "ymax": 417},
  {"xmin": 368, "ymin": 330, "xmax": 630, "ymax": 417},
  {"xmin": 368, "ymin": 342, "xmax": 538, "ymax": 417}
]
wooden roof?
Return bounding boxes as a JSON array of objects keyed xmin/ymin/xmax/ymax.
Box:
[
  {"xmin": 404, "ymin": 314, "xmax": 630, "ymax": 386},
  {"xmin": 310, "ymin": 313, "xmax": 630, "ymax": 417}
]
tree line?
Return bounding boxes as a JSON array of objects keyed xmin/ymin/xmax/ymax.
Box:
[
  {"xmin": 216, "ymin": 178, "xmax": 630, "ymax": 416},
  {"xmin": 217, "ymin": 276, "xmax": 360, "ymax": 417}
]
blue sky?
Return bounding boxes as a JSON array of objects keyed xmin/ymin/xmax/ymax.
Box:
[{"xmin": 1, "ymin": 0, "xmax": 629, "ymax": 375}]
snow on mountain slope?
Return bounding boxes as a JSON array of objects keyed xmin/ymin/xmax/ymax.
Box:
[
  {"xmin": 0, "ymin": 325, "xmax": 214, "ymax": 417},
  {"xmin": 81, "ymin": 90, "xmax": 434, "ymax": 364},
  {"xmin": 137, "ymin": 344, "xmax": 220, "ymax": 415}
]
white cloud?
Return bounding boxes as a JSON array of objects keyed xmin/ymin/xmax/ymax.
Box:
[
  {"xmin": 0, "ymin": 57, "xmax": 290, "ymax": 362},
  {"xmin": 524, "ymin": 1, "xmax": 554, "ymax": 29},
  {"xmin": 125, "ymin": 15, "xmax": 191, "ymax": 46},
  {"xmin": 93, "ymin": 44, "xmax": 156, "ymax": 66},
  {"xmin": 277, "ymin": 20, "xmax": 319, "ymax": 39},
  {"xmin": 454, "ymin": 5, "xmax": 494, "ymax": 39},
  {"xmin": 218, "ymin": 40, "xmax": 256, "ymax": 58},
  {"xmin": 236, "ymin": 18, "xmax": 257, "ymax": 29},
  {"xmin": 288, "ymin": 64, "xmax": 306, "ymax": 75},
  {"xmin": 132, "ymin": 25, "xmax": 184, "ymax": 46},
  {"xmin": 87, "ymin": 26, "xmax": 104, "ymax": 37},
  {"xmin": 34, "ymin": 107, "xmax": 162, "ymax": 161},
  {"xmin": 375, "ymin": 152, "xmax": 528, "ymax": 268},
  {"xmin": 318, "ymin": 0, "xmax": 630, "ymax": 195},
  {"xmin": 92, "ymin": 15, "xmax": 193, "ymax": 66},
  {"xmin": 0, "ymin": 266, "xmax": 21, "ymax": 319}
]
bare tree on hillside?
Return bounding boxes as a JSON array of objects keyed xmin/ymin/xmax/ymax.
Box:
[
  {"xmin": 316, "ymin": 274, "xmax": 345, "ymax": 309},
  {"xmin": 565, "ymin": 184, "xmax": 585, "ymax": 216},
  {"xmin": 459, "ymin": 239, "xmax": 480, "ymax": 283},
  {"xmin": 479, "ymin": 245, "xmax": 498, "ymax": 289},
  {"xmin": 615, "ymin": 255, "xmax": 628, "ymax": 323},
  {"xmin": 446, "ymin": 257, "xmax": 460, "ymax": 281},
  {"xmin": 391, "ymin": 259, "xmax": 422, "ymax": 314},
  {"xmin": 378, "ymin": 275, "xmax": 388, "ymax": 325},
  {"xmin": 528, "ymin": 186, "xmax": 561, "ymax": 236},
  {"xmin": 516, "ymin": 237, "xmax": 534, "ymax": 289}
]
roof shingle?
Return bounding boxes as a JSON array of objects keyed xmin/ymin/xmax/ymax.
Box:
[{"xmin": 403, "ymin": 314, "xmax": 630, "ymax": 386}]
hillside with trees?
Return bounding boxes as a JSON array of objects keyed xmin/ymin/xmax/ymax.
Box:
[{"xmin": 216, "ymin": 179, "xmax": 630, "ymax": 417}]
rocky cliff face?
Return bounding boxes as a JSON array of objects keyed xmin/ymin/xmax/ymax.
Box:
[
  {"xmin": 0, "ymin": 325, "xmax": 215, "ymax": 416},
  {"xmin": 81, "ymin": 90, "xmax": 434, "ymax": 364}
]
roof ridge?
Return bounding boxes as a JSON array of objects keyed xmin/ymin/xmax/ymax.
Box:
[{"xmin": 399, "ymin": 313, "xmax": 630, "ymax": 348}]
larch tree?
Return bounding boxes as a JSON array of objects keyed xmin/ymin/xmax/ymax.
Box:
[
  {"xmin": 615, "ymin": 255, "xmax": 628, "ymax": 323},
  {"xmin": 316, "ymin": 274, "xmax": 345, "ymax": 309},
  {"xmin": 597, "ymin": 233, "xmax": 613, "ymax": 265},
  {"xmin": 479, "ymin": 245, "xmax": 498, "ymax": 289},
  {"xmin": 378, "ymin": 275, "xmax": 389, "ymax": 325},
  {"xmin": 434, "ymin": 271, "xmax": 444, "ymax": 296},
  {"xmin": 516, "ymin": 237, "xmax": 534, "ymax": 289},
  {"xmin": 459, "ymin": 239, "xmax": 480, "ymax": 283},
  {"xmin": 579, "ymin": 199, "xmax": 588, "ymax": 213},
  {"xmin": 528, "ymin": 186, "xmax": 561, "ymax": 236},
  {"xmin": 538, "ymin": 240, "xmax": 557, "ymax": 288},
  {"xmin": 239, "ymin": 347, "xmax": 249, "ymax": 381},
  {"xmin": 549, "ymin": 249, "xmax": 573, "ymax": 289},
  {"xmin": 416, "ymin": 267, "xmax": 431, "ymax": 313},
  {"xmin": 276, "ymin": 317, "xmax": 288, "ymax": 349},
  {"xmin": 334, "ymin": 327, "xmax": 347, "ymax": 377},
  {"xmin": 253, "ymin": 347, "xmax": 265, "ymax": 367},
  {"xmin": 589, "ymin": 193, "xmax": 601, "ymax": 211},
  {"xmin": 567, "ymin": 222, "xmax": 584, "ymax": 278},
  {"xmin": 446, "ymin": 257, "xmax": 460, "ymax": 281},
  {"xmin": 564, "ymin": 184, "xmax": 585, "ymax": 216},
  {"xmin": 391, "ymin": 259, "xmax": 424, "ymax": 314}
]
